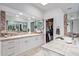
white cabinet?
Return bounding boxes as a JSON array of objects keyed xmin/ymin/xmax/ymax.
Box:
[
  {"xmin": 29, "ymin": 35, "xmax": 44, "ymax": 48},
  {"xmin": 15, "ymin": 37, "xmax": 32, "ymax": 55},
  {"xmin": 1, "ymin": 40, "xmax": 16, "ymax": 56},
  {"xmin": 34, "ymin": 36, "xmax": 42, "ymax": 46},
  {"xmin": 20, "ymin": 37, "xmax": 31, "ymax": 52},
  {"xmin": 0, "ymin": 35, "xmax": 44, "ymax": 56}
]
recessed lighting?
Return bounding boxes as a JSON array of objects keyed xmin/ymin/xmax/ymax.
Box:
[
  {"xmin": 27, "ymin": 17, "xmax": 31, "ymax": 20},
  {"xmin": 16, "ymin": 15, "xmax": 19, "ymax": 17},
  {"xmin": 19, "ymin": 12, "xmax": 23, "ymax": 15},
  {"xmin": 32, "ymin": 16, "xmax": 35, "ymax": 19}
]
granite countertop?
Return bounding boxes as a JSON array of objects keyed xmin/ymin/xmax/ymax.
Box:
[
  {"xmin": 42, "ymin": 40, "xmax": 79, "ymax": 56},
  {"xmin": 0, "ymin": 33, "xmax": 41, "ymax": 41}
]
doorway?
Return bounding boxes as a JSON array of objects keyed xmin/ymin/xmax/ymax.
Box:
[{"xmin": 46, "ymin": 18, "xmax": 53, "ymax": 43}]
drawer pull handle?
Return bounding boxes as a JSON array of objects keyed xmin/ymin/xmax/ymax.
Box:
[
  {"xmin": 8, "ymin": 52, "xmax": 15, "ymax": 56},
  {"xmin": 8, "ymin": 46, "xmax": 15, "ymax": 49}
]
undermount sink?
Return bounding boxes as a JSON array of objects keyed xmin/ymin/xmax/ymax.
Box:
[
  {"xmin": 55, "ymin": 36, "xmax": 79, "ymax": 48},
  {"xmin": 55, "ymin": 36, "xmax": 73, "ymax": 44}
]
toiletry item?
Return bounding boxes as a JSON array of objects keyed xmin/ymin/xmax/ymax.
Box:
[{"xmin": 56, "ymin": 27, "xmax": 60, "ymax": 35}]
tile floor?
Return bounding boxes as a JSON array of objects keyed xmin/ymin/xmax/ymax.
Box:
[{"xmin": 33, "ymin": 49, "xmax": 44, "ymax": 56}]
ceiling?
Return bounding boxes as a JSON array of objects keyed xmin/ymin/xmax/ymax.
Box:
[
  {"xmin": 32, "ymin": 3, "xmax": 79, "ymax": 13},
  {"xmin": 0, "ymin": 3, "xmax": 79, "ymax": 13}
]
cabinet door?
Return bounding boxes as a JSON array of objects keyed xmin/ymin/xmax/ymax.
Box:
[
  {"xmin": 34, "ymin": 36, "xmax": 41, "ymax": 46},
  {"xmin": 34, "ymin": 35, "xmax": 44, "ymax": 46},
  {"xmin": 1, "ymin": 40, "xmax": 16, "ymax": 56},
  {"xmin": 21, "ymin": 37, "xmax": 31, "ymax": 51},
  {"xmin": 25, "ymin": 36, "xmax": 41, "ymax": 49},
  {"xmin": 15, "ymin": 39, "xmax": 21, "ymax": 55},
  {"xmin": 28, "ymin": 36, "xmax": 36, "ymax": 49},
  {"xmin": 29, "ymin": 36, "xmax": 43, "ymax": 48},
  {"xmin": 16, "ymin": 37, "xmax": 32, "ymax": 55}
]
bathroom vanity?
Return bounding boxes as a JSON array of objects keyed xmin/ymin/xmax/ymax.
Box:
[
  {"xmin": 0, "ymin": 9, "xmax": 45, "ymax": 56},
  {"xmin": 0, "ymin": 33, "xmax": 45, "ymax": 56},
  {"xmin": 42, "ymin": 37, "xmax": 79, "ymax": 56}
]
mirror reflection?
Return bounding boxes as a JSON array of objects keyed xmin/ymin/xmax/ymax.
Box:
[
  {"xmin": 67, "ymin": 12, "xmax": 79, "ymax": 36},
  {"xmin": 8, "ymin": 20, "xmax": 28, "ymax": 32},
  {"xmin": 6, "ymin": 14, "xmax": 44, "ymax": 33}
]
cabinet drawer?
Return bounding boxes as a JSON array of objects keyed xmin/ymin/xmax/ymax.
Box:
[
  {"xmin": 2, "ymin": 40, "xmax": 15, "ymax": 46},
  {"xmin": 2, "ymin": 47, "xmax": 16, "ymax": 56},
  {"xmin": 7, "ymin": 52, "xmax": 15, "ymax": 56},
  {"xmin": 1, "ymin": 40, "xmax": 16, "ymax": 56},
  {"xmin": 2, "ymin": 49, "xmax": 15, "ymax": 56},
  {"xmin": 2, "ymin": 45, "xmax": 16, "ymax": 50},
  {"xmin": 16, "ymin": 37, "xmax": 30, "ymax": 54}
]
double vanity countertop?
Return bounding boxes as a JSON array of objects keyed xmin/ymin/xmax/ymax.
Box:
[
  {"xmin": 42, "ymin": 39, "xmax": 79, "ymax": 56},
  {"xmin": 0, "ymin": 33, "xmax": 41, "ymax": 41}
]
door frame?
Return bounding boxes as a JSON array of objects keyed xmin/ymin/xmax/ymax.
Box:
[{"xmin": 46, "ymin": 18, "xmax": 54, "ymax": 43}]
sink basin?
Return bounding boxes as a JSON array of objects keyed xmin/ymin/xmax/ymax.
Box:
[{"xmin": 63, "ymin": 37, "xmax": 73, "ymax": 44}]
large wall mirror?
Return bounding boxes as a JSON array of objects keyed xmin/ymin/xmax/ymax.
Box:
[
  {"xmin": 64, "ymin": 12, "xmax": 79, "ymax": 37},
  {"xmin": 34, "ymin": 20, "xmax": 44, "ymax": 33},
  {"xmin": 30, "ymin": 19, "xmax": 44, "ymax": 33},
  {"xmin": 6, "ymin": 13, "xmax": 44, "ymax": 33},
  {"xmin": 6, "ymin": 14, "xmax": 28, "ymax": 32}
]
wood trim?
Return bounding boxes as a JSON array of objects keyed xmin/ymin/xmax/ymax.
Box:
[
  {"xmin": 0, "ymin": 10, "xmax": 6, "ymax": 32},
  {"xmin": 64, "ymin": 14, "xmax": 67, "ymax": 36}
]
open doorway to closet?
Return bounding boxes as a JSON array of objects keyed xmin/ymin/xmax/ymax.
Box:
[{"xmin": 46, "ymin": 18, "xmax": 54, "ymax": 43}]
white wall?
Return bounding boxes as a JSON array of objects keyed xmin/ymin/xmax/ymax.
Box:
[
  {"xmin": 44, "ymin": 8, "xmax": 64, "ymax": 39},
  {"xmin": 67, "ymin": 12, "xmax": 79, "ymax": 34},
  {"xmin": 73, "ymin": 19, "xmax": 77, "ymax": 33},
  {"xmin": 20, "ymin": 4, "xmax": 43, "ymax": 19},
  {"xmin": 77, "ymin": 19, "xmax": 79, "ymax": 33},
  {"xmin": 0, "ymin": 4, "xmax": 43, "ymax": 20},
  {"xmin": 0, "ymin": 5, "xmax": 44, "ymax": 35},
  {"xmin": 73, "ymin": 19, "xmax": 79, "ymax": 33}
]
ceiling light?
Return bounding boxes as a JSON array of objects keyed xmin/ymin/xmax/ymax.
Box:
[
  {"xmin": 28, "ymin": 17, "xmax": 31, "ymax": 20},
  {"xmin": 19, "ymin": 12, "xmax": 23, "ymax": 15},
  {"xmin": 16, "ymin": 15, "xmax": 19, "ymax": 17},
  {"xmin": 32, "ymin": 16, "xmax": 35, "ymax": 19},
  {"xmin": 41, "ymin": 2, "xmax": 47, "ymax": 6}
]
